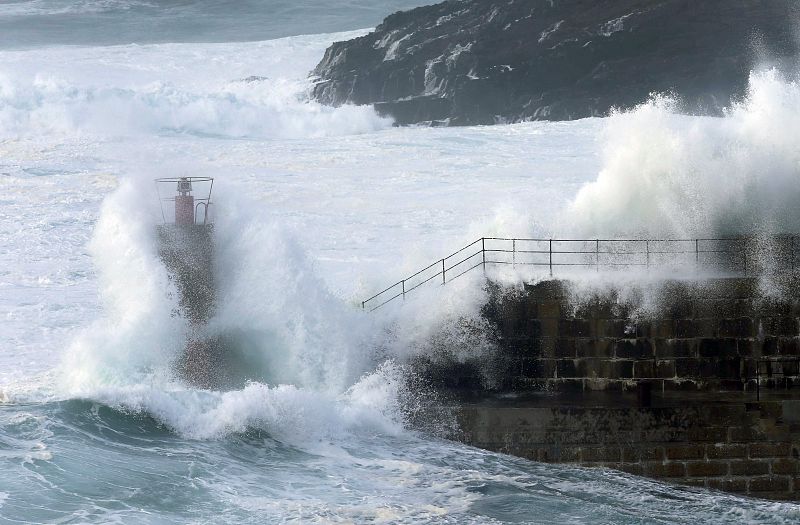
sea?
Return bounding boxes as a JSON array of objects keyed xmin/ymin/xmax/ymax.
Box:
[{"xmin": 2, "ymin": 1, "xmax": 800, "ymax": 523}]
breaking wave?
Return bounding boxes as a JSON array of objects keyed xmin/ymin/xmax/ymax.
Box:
[
  {"xmin": 0, "ymin": 73, "xmax": 390, "ymax": 140},
  {"xmin": 568, "ymin": 68, "xmax": 800, "ymax": 238}
]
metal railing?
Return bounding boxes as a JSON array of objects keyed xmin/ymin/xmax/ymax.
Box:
[
  {"xmin": 155, "ymin": 176, "xmax": 214, "ymax": 226},
  {"xmin": 362, "ymin": 236, "xmax": 799, "ymax": 311}
]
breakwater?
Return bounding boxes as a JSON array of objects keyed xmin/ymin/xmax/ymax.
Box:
[{"xmin": 429, "ymin": 277, "xmax": 800, "ymax": 500}]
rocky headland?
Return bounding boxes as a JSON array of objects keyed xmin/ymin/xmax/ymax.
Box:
[{"xmin": 311, "ymin": 0, "xmax": 799, "ymax": 125}]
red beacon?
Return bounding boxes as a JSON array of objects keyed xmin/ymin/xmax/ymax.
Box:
[
  {"xmin": 156, "ymin": 176, "xmax": 214, "ymax": 226},
  {"xmin": 154, "ymin": 176, "xmax": 218, "ymax": 388}
]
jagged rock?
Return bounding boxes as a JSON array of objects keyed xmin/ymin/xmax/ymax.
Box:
[{"xmin": 311, "ymin": 0, "xmax": 799, "ymax": 125}]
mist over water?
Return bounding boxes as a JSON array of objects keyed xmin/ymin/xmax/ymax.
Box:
[{"xmin": 2, "ymin": 4, "xmax": 800, "ymax": 522}]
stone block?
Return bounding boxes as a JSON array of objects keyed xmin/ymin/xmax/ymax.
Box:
[
  {"xmin": 556, "ymin": 359, "xmax": 578, "ymax": 378},
  {"xmin": 616, "ymin": 463, "xmax": 644, "ymax": 476},
  {"xmin": 644, "ymin": 462, "xmax": 686, "ymax": 478},
  {"xmin": 656, "ymin": 339, "xmax": 695, "ymax": 359},
  {"xmin": 760, "ymin": 317, "xmax": 800, "ymax": 337},
  {"xmin": 559, "ymin": 319, "xmax": 591, "ymax": 337},
  {"xmin": 686, "ymin": 461, "xmax": 728, "ymax": 477},
  {"xmin": 614, "ymin": 339, "xmax": 653, "ymax": 359},
  {"xmin": 706, "ymin": 443, "xmax": 747, "ymax": 459},
  {"xmin": 695, "ymin": 299, "xmax": 735, "ymax": 319},
  {"xmin": 776, "ymin": 317, "xmax": 799, "ymax": 337},
  {"xmin": 707, "ymin": 478, "xmax": 747, "ymax": 492},
  {"xmin": 733, "ymin": 299, "xmax": 755, "ymax": 317},
  {"xmin": 757, "ymin": 298, "xmax": 793, "ymax": 317},
  {"xmin": 575, "ymin": 338, "xmax": 612, "ymax": 358},
  {"xmin": 650, "ymin": 320, "xmax": 675, "ymax": 339},
  {"xmin": 699, "ymin": 338, "xmax": 738, "ymax": 358},
  {"xmin": 737, "ymin": 340, "xmax": 756, "ymax": 359},
  {"xmin": 528, "ymin": 281, "xmax": 567, "ymax": 299},
  {"xmin": 699, "ymin": 405, "xmax": 745, "ymax": 426},
  {"xmin": 687, "ymin": 427, "xmax": 728, "ymax": 442},
  {"xmin": 520, "ymin": 358, "xmax": 554, "ymax": 379},
  {"xmin": 538, "ymin": 318, "xmax": 559, "ymax": 338},
  {"xmin": 536, "ymin": 446, "xmax": 582, "ymax": 463},
  {"xmin": 749, "ymin": 475, "xmax": 791, "ymax": 492},
  {"xmin": 761, "ymin": 336, "xmax": 779, "ymax": 356},
  {"xmin": 681, "ymin": 478, "xmax": 708, "ymax": 488},
  {"xmin": 553, "ymin": 338, "xmax": 577, "ymax": 358},
  {"xmin": 655, "ymin": 360, "xmax": 676, "ymax": 379},
  {"xmin": 665, "ymin": 445, "xmax": 705, "ymax": 460},
  {"xmin": 719, "ymin": 379, "xmax": 744, "ymax": 391},
  {"xmin": 614, "ymin": 360, "xmax": 634, "ymax": 379},
  {"xmin": 498, "ymin": 337, "xmax": 532, "ymax": 356},
  {"xmin": 749, "ymin": 442, "xmax": 792, "ymax": 458},
  {"xmin": 663, "ymin": 379, "xmax": 702, "ymax": 392},
  {"xmin": 675, "ymin": 358, "xmax": 701, "ymax": 378},
  {"xmin": 729, "ymin": 460, "xmax": 769, "ymax": 476},
  {"xmin": 634, "ymin": 360, "xmax": 655, "ymax": 379},
  {"xmin": 675, "ymin": 319, "xmax": 697, "ymax": 338},
  {"xmin": 717, "ymin": 358, "xmax": 743, "ymax": 380},
  {"xmin": 622, "ymin": 446, "xmax": 663, "ymax": 463},
  {"xmin": 584, "ymin": 378, "xmax": 629, "ymax": 392},
  {"xmin": 582, "ymin": 447, "xmax": 622, "ymax": 463},
  {"xmin": 694, "ymin": 318, "xmax": 718, "ymax": 338},
  {"xmin": 729, "ymin": 426, "xmax": 767, "ymax": 443},
  {"xmin": 547, "ymin": 378, "xmax": 584, "ymax": 393},
  {"xmin": 780, "ymin": 338, "xmax": 800, "ymax": 356},
  {"xmin": 718, "ymin": 318, "xmax": 755, "ymax": 338},
  {"xmin": 782, "ymin": 400, "xmax": 800, "ymax": 424},
  {"xmin": 771, "ymin": 458, "xmax": 800, "ymax": 475},
  {"xmin": 536, "ymin": 300, "xmax": 561, "ymax": 319},
  {"xmin": 598, "ymin": 319, "xmax": 627, "ymax": 338},
  {"xmin": 665, "ymin": 301, "xmax": 694, "ymax": 320}
]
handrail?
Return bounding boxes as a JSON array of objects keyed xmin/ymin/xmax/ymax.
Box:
[
  {"xmin": 362, "ymin": 236, "xmax": 799, "ymax": 311},
  {"xmin": 154, "ymin": 176, "xmax": 214, "ymax": 226}
]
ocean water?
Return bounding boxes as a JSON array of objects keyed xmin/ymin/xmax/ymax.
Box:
[{"xmin": 2, "ymin": 1, "xmax": 800, "ymax": 523}]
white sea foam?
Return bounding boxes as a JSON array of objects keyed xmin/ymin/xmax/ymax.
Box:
[
  {"xmin": 55, "ymin": 175, "xmax": 472, "ymax": 441},
  {"xmin": 0, "ymin": 31, "xmax": 390, "ymax": 141},
  {"xmin": 568, "ymin": 68, "xmax": 800, "ymax": 238},
  {"xmin": 6, "ymin": 25, "xmax": 800, "ymax": 449}
]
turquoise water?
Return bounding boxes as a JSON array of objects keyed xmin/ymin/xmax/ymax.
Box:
[
  {"xmin": 2, "ymin": 1, "xmax": 800, "ymax": 523},
  {"xmin": 3, "ymin": 400, "xmax": 799, "ymax": 524}
]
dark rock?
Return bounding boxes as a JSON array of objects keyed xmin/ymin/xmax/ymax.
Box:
[{"xmin": 311, "ymin": 0, "xmax": 799, "ymax": 125}]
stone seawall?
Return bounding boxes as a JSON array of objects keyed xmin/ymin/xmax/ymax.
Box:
[
  {"xmin": 435, "ymin": 277, "xmax": 800, "ymax": 500},
  {"xmin": 459, "ymin": 399, "xmax": 800, "ymax": 500},
  {"xmin": 479, "ymin": 278, "xmax": 800, "ymax": 394}
]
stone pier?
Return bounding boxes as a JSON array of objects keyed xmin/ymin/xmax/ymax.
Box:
[{"xmin": 433, "ymin": 278, "xmax": 800, "ymax": 500}]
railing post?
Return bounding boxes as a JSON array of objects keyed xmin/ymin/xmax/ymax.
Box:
[
  {"xmin": 512, "ymin": 239, "xmax": 516, "ymax": 269},
  {"xmin": 362, "ymin": 301, "xmax": 365, "ymax": 310},
  {"xmin": 549, "ymin": 239, "xmax": 553, "ymax": 277},
  {"xmin": 645, "ymin": 240, "xmax": 650, "ymax": 270},
  {"xmin": 695, "ymin": 239, "xmax": 699, "ymax": 272},
  {"xmin": 595, "ymin": 239, "xmax": 599, "ymax": 272},
  {"xmin": 482, "ymin": 237, "xmax": 486, "ymax": 275},
  {"xmin": 442, "ymin": 258, "xmax": 446, "ymax": 284}
]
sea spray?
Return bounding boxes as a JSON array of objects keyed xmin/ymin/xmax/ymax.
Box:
[
  {"xmin": 52, "ymin": 177, "xmax": 474, "ymax": 442},
  {"xmin": 568, "ymin": 68, "xmax": 800, "ymax": 238}
]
